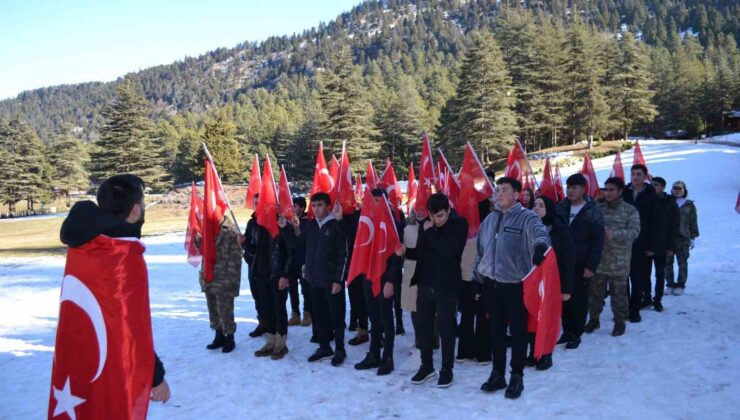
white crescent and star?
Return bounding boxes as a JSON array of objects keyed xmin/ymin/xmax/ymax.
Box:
[
  {"xmin": 358, "ymin": 216, "xmax": 375, "ymax": 247},
  {"xmin": 377, "ymin": 222, "xmax": 388, "ymax": 253}
]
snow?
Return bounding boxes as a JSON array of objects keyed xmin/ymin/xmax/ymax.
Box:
[
  {"xmin": 704, "ymin": 132, "xmax": 740, "ymax": 146},
  {"xmin": 1, "ymin": 141, "xmax": 740, "ymax": 419}
]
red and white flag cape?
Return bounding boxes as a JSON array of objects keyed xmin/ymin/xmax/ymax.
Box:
[{"xmin": 522, "ymin": 249, "xmax": 562, "ymax": 360}]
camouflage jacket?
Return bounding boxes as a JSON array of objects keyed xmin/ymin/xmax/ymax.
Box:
[
  {"xmin": 676, "ymin": 199, "xmax": 699, "ymax": 244},
  {"xmin": 596, "ymin": 198, "xmax": 641, "ymax": 276},
  {"xmin": 199, "ymin": 222, "xmax": 243, "ymax": 296}
]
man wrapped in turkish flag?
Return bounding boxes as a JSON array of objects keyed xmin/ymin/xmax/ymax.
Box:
[{"xmin": 52, "ymin": 174, "xmax": 169, "ymax": 420}]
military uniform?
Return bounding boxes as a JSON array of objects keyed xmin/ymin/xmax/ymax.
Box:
[
  {"xmin": 589, "ymin": 199, "xmax": 640, "ymax": 323},
  {"xmin": 199, "ymin": 221, "xmax": 243, "ymax": 335}
]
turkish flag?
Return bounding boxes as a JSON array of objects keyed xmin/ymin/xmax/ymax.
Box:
[
  {"xmin": 406, "ymin": 164, "xmax": 417, "ymax": 211},
  {"xmin": 354, "ymin": 175, "xmax": 363, "ymax": 200},
  {"xmin": 379, "ymin": 159, "xmax": 402, "ymax": 210},
  {"xmin": 438, "ymin": 149, "xmax": 460, "ymax": 208},
  {"xmin": 334, "ymin": 142, "xmax": 355, "ymax": 215},
  {"xmin": 308, "ymin": 142, "xmax": 334, "ymax": 219},
  {"xmin": 365, "ymin": 160, "xmax": 379, "ymax": 190},
  {"xmin": 414, "ymin": 133, "xmax": 436, "ymax": 219},
  {"xmin": 347, "ymin": 190, "xmax": 378, "ymax": 286},
  {"xmin": 256, "ymin": 156, "xmax": 280, "ymax": 238},
  {"xmin": 632, "ymin": 141, "xmax": 648, "ymax": 172},
  {"xmin": 49, "ymin": 236, "xmax": 154, "ymax": 420},
  {"xmin": 184, "ymin": 182, "xmax": 204, "ymax": 267},
  {"xmin": 435, "ymin": 159, "xmax": 445, "ymax": 193},
  {"xmin": 245, "ymin": 154, "xmax": 261, "ymax": 209},
  {"xmin": 539, "ymin": 158, "xmax": 559, "ymax": 202},
  {"xmin": 522, "ymin": 249, "xmax": 562, "ymax": 360},
  {"xmin": 278, "ymin": 165, "xmax": 294, "ymax": 221},
  {"xmin": 610, "ymin": 151, "xmax": 625, "ymax": 183},
  {"xmin": 329, "ymin": 154, "xmax": 340, "ymax": 188},
  {"xmin": 368, "ymin": 195, "xmax": 400, "ymax": 297},
  {"xmin": 504, "ymin": 140, "xmax": 531, "ymax": 185},
  {"xmin": 581, "ymin": 153, "xmax": 600, "ymax": 199},
  {"xmin": 203, "ymin": 159, "xmax": 229, "ymax": 282},
  {"xmin": 458, "ymin": 143, "xmax": 493, "ymax": 238},
  {"xmin": 553, "ymin": 163, "xmax": 565, "ymax": 202}
]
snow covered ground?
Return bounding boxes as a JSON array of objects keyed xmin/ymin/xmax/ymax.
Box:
[
  {"xmin": 1, "ymin": 141, "xmax": 739, "ymax": 419},
  {"xmin": 704, "ymin": 132, "xmax": 740, "ymax": 146}
]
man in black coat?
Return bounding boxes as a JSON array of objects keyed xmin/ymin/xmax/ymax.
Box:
[
  {"xmin": 623, "ymin": 164, "xmax": 659, "ymax": 322},
  {"xmin": 649, "ymin": 176, "xmax": 680, "ymax": 312},
  {"xmin": 243, "ymin": 194, "xmax": 271, "ymax": 338},
  {"xmin": 410, "ymin": 193, "xmax": 468, "ymax": 389},
  {"xmin": 555, "ymin": 174, "xmax": 605, "ymax": 350}
]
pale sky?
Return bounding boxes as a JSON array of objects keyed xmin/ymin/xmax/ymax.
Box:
[{"xmin": 0, "ymin": 0, "xmax": 361, "ymax": 100}]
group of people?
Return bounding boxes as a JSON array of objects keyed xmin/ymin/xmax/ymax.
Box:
[{"xmin": 198, "ymin": 163, "xmax": 700, "ymax": 400}]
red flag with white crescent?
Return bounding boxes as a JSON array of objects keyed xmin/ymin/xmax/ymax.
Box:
[
  {"xmin": 256, "ymin": 156, "xmax": 280, "ymax": 238},
  {"xmin": 553, "ymin": 163, "xmax": 565, "ymax": 201},
  {"xmin": 538, "ymin": 158, "xmax": 558, "ymax": 202},
  {"xmin": 347, "ymin": 190, "xmax": 378, "ymax": 286},
  {"xmin": 366, "ymin": 160, "xmax": 379, "ymax": 190},
  {"xmin": 203, "ymin": 158, "xmax": 229, "ymax": 282},
  {"xmin": 522, "ymin": 248, "xmax": 562, "ymax": 359},
  {"xmin": 334, "ymin": 142, "xmax": 355, "ymax": 214},
  {"xmin": 368, "ymin": 195, "xmax": 400, "ymax": 297},
  {"xmin": 184, "ymin": 182, "xmax": 204, "ymax": 267},
  {"xmin": 49, "ymin": 236, "xmax": 154, "ymax": 420},
  {"xmin": 308, "ymin": 142, "xmax": 334, "ymax": 219},
  {"xmin": 379, "ymin": 158, "xmax": 402, "ymax": 210},
  {"xmin": 245, "ymin": 154, "xmax": 261, "ymax": 209},
  {"xmin": 581, "ymin": 153, "xmax": 600, "ymax": 199},
  {"xmin": 329, "ymin": 154, "xmax": 340, "ymax": 188},
  {"xmin": 406, "ymin": 163, "xmax": 417, "ymax": 211},
  {"xmin": 414, "ymin": 133, "xmax": 436, "ymax": 219}
]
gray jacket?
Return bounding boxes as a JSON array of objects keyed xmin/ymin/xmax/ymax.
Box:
[{"xmin": 473, "ymin": 203, "xmax": 550, "ymax": 284}]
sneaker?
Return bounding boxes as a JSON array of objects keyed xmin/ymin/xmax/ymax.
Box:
[
  {"xmin": 330, "ymin": 348, "xmax": 346, "ymax": 367},
  {"xmin": 377, "ymin": 357, "xmax": 394, "ymax": 376},
  {"xmin": 565, "ymin": 336, "xmax": 581, "ymax": 350},
  {"xmin": 437, "ymin": 369, "xmax": 453, "ymax": 388},
  {"xmin": 477, "ymin": 358, "xmax": 492, "ymax": 366},
  {"xmin": 354, "ymin": 352, "xmax": 380, "ymax": 370},
  {"xmin": 612, "ymin": 320, "xmax": 626, "ymax": 337},
  {"xmin": 248, "ymin": 324, "xmax": 266, "ymax": 338},
  {"xmin": 480, "ymin": 371, "xmax": 507, "ymax": 393},
  {"xmin": 307, "ymin": 347, "xmax": 334, "ymax": 362},
  {"xmin": 673, "ymin": 287, "xmax": 684, "ymax": 296},
  {"xmin": 411, "ymin": 365, "xmax": 436, "ymax": 385},
  {"xmin": 505, "ymin": 373, "xmax": 524, "ymax": 399},
  {"xmin": 585, "ymin": 318, "xmax": 600, "ymax": 334},
  {"xmin": 456, "ymin": 354, "xmax": 474, "ymax": 364},
  {"xmin": 535, "ymin": 354, "xmax": 553, "ymax": 371},
  {"xmin": 653, "ymin": 300, "xmax": 664, "ymax": 312}
]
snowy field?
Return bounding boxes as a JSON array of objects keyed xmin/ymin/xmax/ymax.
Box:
[{"xmin": 1, "ymin": 141, "xmax": 739, "ymax": 419}]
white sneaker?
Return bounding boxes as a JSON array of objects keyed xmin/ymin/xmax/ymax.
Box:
[{"xmin": 673, "ymin": 288, "xmax": 684, "ymax": 296}]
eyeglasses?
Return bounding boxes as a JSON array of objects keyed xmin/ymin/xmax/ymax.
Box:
[{"xmin": 495, "ymin": 187, "xmax": 513, "ymax": 194}]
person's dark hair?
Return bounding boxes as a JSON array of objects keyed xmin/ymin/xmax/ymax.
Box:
[
  {"xmin": 293, "ymin": 196, "xmax": 307, "ymax": 209},
  {"xmin": 566, "ymin": 173, "xmax": 587, "ymax": 187},
  {"xmin": 496, "ymin": 177, "xmax": 522, "ymax": 193},
  {"xmin": 604, "ymin": 176, "xmax": 626, "ymax": 191},
  {"xmin": 522, "ymin": 188, "xmax": 535, "ymax": 209},
  {"xmin": 310, "ymin": 192, "xmax": 331, "ymax": 206},
  {"xmin": 427, "ymin": 193, "xmax": 450, "ymax": 214},
  {"xmin": 97, "ymin": 174, "xmax": 145, "ymax": 218},
  {"xmin": 485, "ymin": 169, "xmax": 495, "ymax": 180},
  {"xmin": 253, "ymin": 193, "xmax": 259, "ymax": 199},
  {"xmin": 631, "ymin": 164, "xmax": 648, "ymax": 175},
  {"xmin": 652, "ymin": 176, "xmax": 666, "ymax": 187},
  {"xmin": 535, "ymin": 196, "xmax": 556, "ymax": 227},
  {"xmin": 371, "ymin": 188, "xmax": 388, "ymax": 198},
  {"xmin": 673, "ymin": 181, "xmax": 688, "ymax": 198}
]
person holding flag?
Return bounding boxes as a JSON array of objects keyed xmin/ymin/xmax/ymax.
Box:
[
  {"xmin": 55, "ymin": 175, "xmax": 170, "ymax": 419},
  {"xmin": 473, "ymin": 177, "xmax": 550, "ymax": 400},
  {"xmin": 244, "ymin": 194, "xmax": 272, "ymax": 338},
  {"xmin": 410, "ymin": 193, "xmax": 468, "ymax": 389}
]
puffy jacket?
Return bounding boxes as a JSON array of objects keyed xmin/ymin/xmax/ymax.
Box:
[
  {"xmin": 596, "ymin": 198, "xmax": 641, "ymax": 276},
  {"xmin": 412, "ymin": 212, "xmax": 468, "ymax": 294},
  {"xmin": 555, "ymin": 199, "xmax": 605, "ymax": 273}
]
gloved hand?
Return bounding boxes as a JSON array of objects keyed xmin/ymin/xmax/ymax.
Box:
[{"xmin": 532, "ymin": 244, "xmax": 547, "ymax": 266}]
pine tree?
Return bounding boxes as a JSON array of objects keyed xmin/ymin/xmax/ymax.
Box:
[
  {"xmin": 0, "ymin": 118, "xmax": 49, "ymax": 212},
  {"xmin": 90, "ymin": 75, "xmax": 167, "ymax": 189},
  {"xmin": 437, "ymin": 31, "xmax": 517, "ymax": 164},
  {"xmin": 48, "ymin": 124, "xmax": 90, "ymax": 198},
  {"xmin": 612, "ymin": 32, "xmax": 658, "ymax": 140},
  {"xmin": 199, "ymin": 107, "xmax": 243, "ymax": 183}
]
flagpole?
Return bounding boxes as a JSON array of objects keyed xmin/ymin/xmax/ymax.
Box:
[{"xmin": 202, "ymin": 142, "xmax": 241, "ymax": 232}]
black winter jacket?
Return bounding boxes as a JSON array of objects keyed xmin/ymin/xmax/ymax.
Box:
[
  {"xmin": 654, "ymin": 192, "xmax": 680, "ymax": 255},
  {"xmin": 549, "ymin": 214, "xmax": 577, "ymax": 295},
  {"xmin": 411, "ymin": 212, "xmax": 468, "ymax": 294},
  {"xmin": 302, "ymin": 214, "xmax": 348, "ymax": 288},
  {"xmin": 243, "ymin": 215, "xmax": 271, "ymax": 278},
  {"xmin": 623, "ymin": 183, "xmax": 659, "ymax": 252},
  {"xmin": 270, "ymin": 226, "xmax": 295, "ymax": 279},
  {"xmin": 555, "ymin": 199, "xmax": 605, "ymax": 274}
]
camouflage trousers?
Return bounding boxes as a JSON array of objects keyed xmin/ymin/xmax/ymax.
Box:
[
  {"xmin": 588, "ymin": 274, "xmax": 628, "ymax": 322},
  {"xmin": 665, "ymin": 243, "xmax": 690, "ymax": 287},
  {"xmin": 206, "ymin": 292, "xmax": 236, "ymax": 335}
]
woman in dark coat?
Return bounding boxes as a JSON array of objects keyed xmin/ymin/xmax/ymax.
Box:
[{"xmin": 528, "ymin": 196, "xmax": 576, "ymax": 370}]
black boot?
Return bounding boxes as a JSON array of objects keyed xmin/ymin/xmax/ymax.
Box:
[
  {"xmin": 206, "ymin": 329, "xmax": 224, "ymax": 350},
  {"xmin": 505, "ymin": 373, "xmax": 524, "ymax": 399},
  {"xmin": 354, "ymin": 352, "xmax": 380, "ymax": 370},
  {"xmin": 248, "ymin": 323, "xmax": 266, "ymax": 338},
  {"xmin": 653, "ymin": 299, "xmax": 664, "ymax": 312},
  {"xmin": 536, "ymin": 354, "xmax": 553, "ymax": 371},
  {"xmin": 480, "ymin": 370, "xmax": 507, "ymax": 393},
  {"xmin": 377, "ymin": 356, "xmax": 394, "ymax": 376},
  {"xmin": 221, "ymin": 334, "xmax": 235, "ymax": 353},
  {"xmin": 307, "ymin": 347, "xmax": 334, "ymax": 362},
  {"xmin": 331, "ymin": 347, "xmax": 347, "ymax": 367},
  {"xmin": 565, "ymin": 336, "xmax": 581, "ymax": 350},
  {"xmin": 557, "ymin": 332, "xmax": 570, "ymax": 345},
  {"xmin": 396, "ymin": 323, "xmax": 405, "ymax": 336}
]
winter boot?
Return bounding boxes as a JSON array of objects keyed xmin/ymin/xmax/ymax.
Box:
[
  {"xmin": 565, "ymin": 336, "xmax": 581, "ymax": 350},
  {"xmin": 248, "ymin": 323, "xmax": 266, "ymax": 338},
  {"xmin": 585, "ymin": 318, "xmax": 600, "ymax": 334},
  {"xmin": 287, "ymin": 312, "xmax": 301, "ymax": 327},
  {"xmin": 300, "ymin": 311, "xmax": 312, "ymax": 327},
  {"xmin": 331, "ymin": 347, "xmax": 346, "ymax": 367},
  {"xmin": 653, "ymin": 299, "xmax": 664, "ymax": 312},
  {"xmin": 254, "ymin": 333, "xmax": 275, "ymax": 357},
  {"xmin": 377, "ymin": 355, "xmax": 394, "ymax": 376},
  {"xmin": 612, "ymin": 320, "xmax": 626, "ymax": 337},
  {"xmin": 270, "ymin": 334, "xmax": 289, "ymax": 360},
  {"xmin": 505, "ymin": 373, "xmax": 524, "ymax": 399},
  {"xmin": 348, "ymin": 328, "xmax": 369, "ymax": 346},
  {"xmin": 354, "ymin": 352, "xmax": 380, "ymax": 370},
  {"xmin": 536, "ymin": 354, "xmax": 553, "ymax": 371},
  {"xmin": 206, "ymin": 329, "xmax": 224, "ymax": 350},
  {"xmin": 480, "ymin": 370, "xmax": 507, "ymax": 393},
  {"xmin": 221, "ymin": 334, "xmax": 235, "ymax": 353}
]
